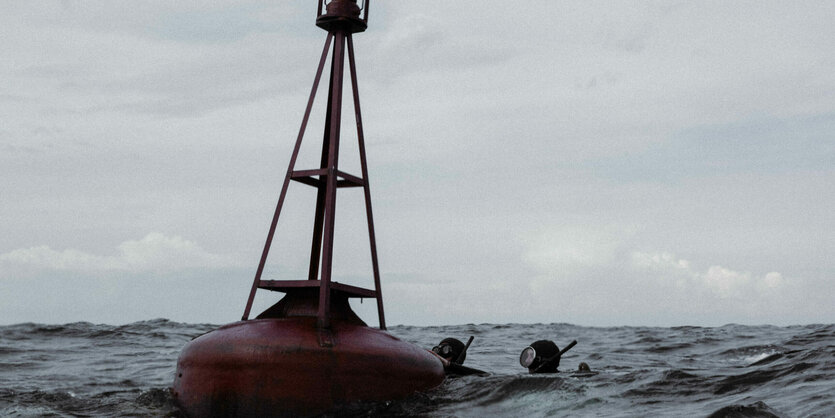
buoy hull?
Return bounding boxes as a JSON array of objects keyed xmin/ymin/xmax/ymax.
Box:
[{"xmin": 172, "ymin": 318, "xmax": 444, "ymax": 417}]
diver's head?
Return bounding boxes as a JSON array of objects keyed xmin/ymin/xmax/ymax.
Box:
[
  {"xmin": 519, "ymin": 339, "xmax": 560, "ymax": 373},
  {"xmin": 432, "ymin": 337, "xmax": 466, "ymax": 363}
]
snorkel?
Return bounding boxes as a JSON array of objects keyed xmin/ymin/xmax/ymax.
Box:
[{"xmin": 520, "ymin": 340, "xmax": 578, "ymax": 373}]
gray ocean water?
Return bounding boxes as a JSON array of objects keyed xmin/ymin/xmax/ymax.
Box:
[{"xmin": 0, "ymin": 319, "xmax": 833, "ymax": 417}]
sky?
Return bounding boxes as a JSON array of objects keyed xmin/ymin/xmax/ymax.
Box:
[{"xmin": 1, "ymin": 1, "xmax": 833, "ymax": 327}]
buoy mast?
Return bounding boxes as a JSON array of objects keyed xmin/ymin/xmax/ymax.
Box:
[
  {"xmin": 172, "ymin": 4, "xmax": 445, "ymax": 415},
  {"xmin": 241, "ymin": 0, "xmax": 385, "ymax": 331}
]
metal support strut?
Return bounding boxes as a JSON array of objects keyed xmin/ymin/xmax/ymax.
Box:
[{"xmin": 241, "ymin": 25, "xmax": 386, "ymax": 331}]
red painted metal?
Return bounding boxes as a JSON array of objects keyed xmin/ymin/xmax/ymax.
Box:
[
  {"xmin": 241, "ymin": 0, "xmax": 385, "ymax": 330},
  {"xmin": 173, "ymin": 2, "xmax": 445, "ymax": 415},
  {"xmin": 241, "ymin": 32, "xmax": 334, "ymax": 322},
  {"xmin": 317, "ymin": 0, "xmax": 369, "ymax": 33},
  {"xmin": 173, "ymin": 291, "xmax": 444, "ymax": 416},
  {"xmin": 347, "ymin": 34, "xmax": 387, "ymax": 329},
  {"xmin": 173, "ymin": 319, "xmax": 443, "ymax": 416}
]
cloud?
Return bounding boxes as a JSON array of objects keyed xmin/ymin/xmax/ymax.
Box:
[
  {"xmin": 0, "ymin": 233, "xmax": 253, "ymax": 325},
  {"xmin": 2, "ymin": 2, "xmax": 834, "ymax": 327},
  {"xmin": 0, "ymin": 232, "xmax": 240, "ymax": 277},
  {"xmin": 1, "ymin": 3, "xmax": 316, "ymax": 118},
  {"xmin": 514, "ymin": 225, "xmax": 820, "ymax": 326},
  {"xmin": 630, "ymin": 251, "xmax": 786, "ymax": 299},
  {"xmin": 523, "ymin": 226, "xmax": 625, "ymax": 271}
]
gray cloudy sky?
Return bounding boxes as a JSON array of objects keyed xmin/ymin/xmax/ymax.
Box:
[{"xmin": 2, "ymin": 1, "xmax": 833, "ymax": 327}]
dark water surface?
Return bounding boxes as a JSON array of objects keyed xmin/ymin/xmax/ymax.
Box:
[{"xmin": 1, "ymin": 320, "xmax": 833, "ymax": 416}]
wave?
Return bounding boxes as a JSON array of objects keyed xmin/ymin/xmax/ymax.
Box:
[
  {"xmin": 707, "ymin": 401, "xmax": 782, "ymax": 418},
  {"xmin": 2, "ymin": 320, "xmax": 833, "ymax": 416},
  {"xmin": 0, "ymin": 387, "xmax": 178, "ymax": 417}
]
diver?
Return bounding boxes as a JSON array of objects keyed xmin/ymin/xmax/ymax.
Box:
[
  {"xmin": 432, "ymin": 337, "xmax": 468, "ymax": 364},
  {"xmin": 430, "ymin": 336, "xmax": 489, "ymax": 376},
  {"xmin": 519, "ymin": 339, "xmax": 577, "ymax": 373}
]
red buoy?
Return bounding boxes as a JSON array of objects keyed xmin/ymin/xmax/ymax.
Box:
[
  {"xmin": 172, "ymin": 1, "xmax": 445, "ymax": 415},
  {"xmin": 172, "ymin": 290, "xmax": 444, "ymax": 416}
]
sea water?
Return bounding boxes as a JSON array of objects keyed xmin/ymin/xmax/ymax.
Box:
[{"xmin": 1, "ymin": 320, "xmax": 833, "ymax": 416}]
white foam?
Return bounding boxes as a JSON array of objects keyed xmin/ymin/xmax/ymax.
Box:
[{"xmin": 744, "ymin": 351, "xmax": 776, "ymax": 365}]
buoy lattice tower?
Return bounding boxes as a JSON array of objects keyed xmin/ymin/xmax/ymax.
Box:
[
  {"xmin": 172, "ymin": 4, "xmax": 445, "ymax": 414},
  {"xmin": 241, "ymin": 0, "xmax": 385, "ymax": 332}
]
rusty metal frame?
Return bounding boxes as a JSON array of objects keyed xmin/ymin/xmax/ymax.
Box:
[
  {"xmin": 347, "ymin": 34, "xmax": 385, "ymax": 329},
  {"xmin": 316, "ymin": 30, "xmax": 346, "ymax": 330},
  {"xmin": 242, "ymin": 33, "xmax": 333, "ymax": 321},
  {"xmin": 318, "ymin": 0, "xmax": 369, "ymax": 24},
  {"xmin": 242, "ymin": 22, "xmax": 386, "ymax": 331}
]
